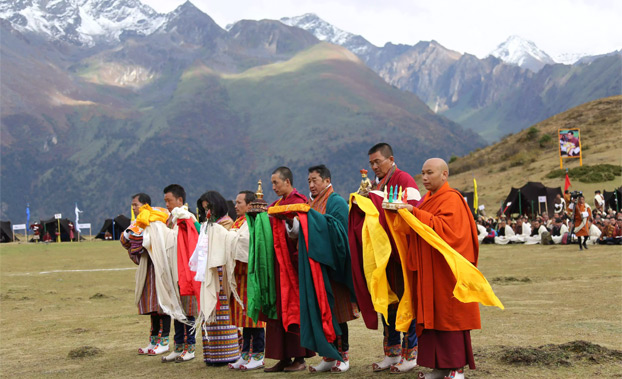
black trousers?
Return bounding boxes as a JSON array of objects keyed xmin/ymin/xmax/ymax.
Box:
[{"xmin": 150, "ymin": 313, "xmax": 171, "ymax": 337}]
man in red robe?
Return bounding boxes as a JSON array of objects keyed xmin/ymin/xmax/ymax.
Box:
[
  {"xmin": 399, "ymin": 158, "xmax": 480, "ymax": 379},
  {"xmin": 263, "ymin": 167, "xmax": 315, "ymax": 372},
  {"xmin": 349, "ymin": 142, "xmax": 421, "ymax": 373}
]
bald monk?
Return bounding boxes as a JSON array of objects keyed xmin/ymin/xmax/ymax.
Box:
[{"xmin": 400, "ymin": 158, "xmax": 480, "ymax": 379}]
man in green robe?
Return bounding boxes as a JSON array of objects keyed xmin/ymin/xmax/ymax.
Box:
[{"xmin": 272, "ymin": 165, "xmax": 357, "ymax": 373}]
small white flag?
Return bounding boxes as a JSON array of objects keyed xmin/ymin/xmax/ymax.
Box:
[{"xmin": 75, "ymin": 203, "xmax": 83, "ymax": 232}]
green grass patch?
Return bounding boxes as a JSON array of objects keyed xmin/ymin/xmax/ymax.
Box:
[{"xmin": 546, "ymin": 164, "xmax": 622, "ymax": 183}]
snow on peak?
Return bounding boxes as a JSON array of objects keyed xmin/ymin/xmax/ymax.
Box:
[
  {"xmin": 0, "ymin": 0, "xmax": 166, "ymax": 47},
  {"xmin": 490, "ymin": 35, "xmax": 555, "ymax": 72},
  {"xmin": 553, "ymin": 52, "xmax": 589, "ymax": 65},
  {"xmin": 280, "ymin": 13, "xmax": 372, "ymax": 54}
]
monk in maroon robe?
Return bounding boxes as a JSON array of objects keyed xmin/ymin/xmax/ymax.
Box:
[
  {"xmin": 349, "ymin": 142, "xmax": 421, "ymax": 373},
  {"xmin": 263, "ymin": 166, "xmax": 315, "ymax": 372}
]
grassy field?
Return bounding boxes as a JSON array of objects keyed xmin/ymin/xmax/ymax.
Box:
[{"xmin": 1, "ymin": 241, "xmax": 621, "ymax": 378}]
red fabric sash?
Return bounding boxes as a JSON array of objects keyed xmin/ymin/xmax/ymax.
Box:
[
  {"xmin": 269, "ymin": 188, "xmax": 307, "ymax": 331},
  {"xmin": 176, "ymin": 218, "xmax": 200, "ymax": 299},
  {"xmin": 271, "ymin": 216, "xmax": 300, "ymax": 330}
]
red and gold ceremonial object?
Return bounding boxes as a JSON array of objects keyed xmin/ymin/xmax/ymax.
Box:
[
  {"xmin": 248, "ymin": 179, "xmax": 268, "ymax": 214},
  {"xmin": 267, "ymin": 203, "xmax": 311, "ymax": 216}
]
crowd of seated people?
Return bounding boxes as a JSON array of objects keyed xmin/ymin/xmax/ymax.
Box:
[{"xmin": 474, "ymin": 194, "xmax": 621, "ymax": 246}]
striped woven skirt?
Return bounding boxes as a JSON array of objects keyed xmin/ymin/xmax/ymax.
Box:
[{"xmin": 202, "ymin": 266, "xmax": 241, "ymax": 364}]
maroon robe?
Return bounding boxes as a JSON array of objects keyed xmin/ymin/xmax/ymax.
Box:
[{"xmin": 264, "ymin": 188, "xmax": 315, "ymax": 360}]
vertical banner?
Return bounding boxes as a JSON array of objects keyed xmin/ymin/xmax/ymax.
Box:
[
  {"xmin": 26, "ymin": 204, "xmax": 30, "ymax": 242},
  {"xmin": 558, "ymin": 128, "xmax": 583, "ymax": 169},
  {"xmin": 473, "ymin": 178, "xmax": 478, "ymax": 213}
]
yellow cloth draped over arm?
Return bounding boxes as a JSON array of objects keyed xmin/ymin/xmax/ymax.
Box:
[
  {"xmin": 135, "ymin": 204, "xmax": 169, "ymax": 229},
  {"xmin": 389, "ymin": 208, "xmax": 504, "ymax": 312},
  {"xmin": 349, "ymin": 193, "xmax": 398, "ymax": 323}
]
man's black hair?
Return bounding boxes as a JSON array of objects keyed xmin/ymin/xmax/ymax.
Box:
[
  {"xmin": 197, "ymin": 191, "xmax": 229, "ymax": 223},
  {"xmin": 132, "ymin": 193, "xmax": 151, "ymax": 205},
  {"xmin": 308, "ymin": 164, "xmax": 331, "ymax": 180},
  {"xmin": 163, "ymin": 184, "xmax": 186, "ymax": 203},
  {"xmin": 238, "ymin": 190, "xmax": 256, "ymax": 205},
  {"xmin": 368, "ymin": 142, "xmax": 393, "ymax": 158},
  {"xmin": 272, "ymin": 166, "xmax": 294, "ymax": 186}
]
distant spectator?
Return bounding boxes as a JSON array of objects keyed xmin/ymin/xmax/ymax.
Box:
[
  {"xmin": 594, "ymin": 190, "xmax": 605, "ymax": 213},
  {"xmin": 525, "ymin": 220, "xmax": 549, "ymax": 245},
  {"xmin": 554, "ymin": 194, "xmax": 566, "ymax": 217},
  {"xmin": 613, "ymin": 218, "xmax": 622, "ymax": 244},
  {"xmin": 599, "ymin": 219, "xmax": 617, "ymax": 245},
  {"xmin": 569, "ymin": 195, "xmax": 592, "ymax": 250},
  {"xmin": 494, "ymin": 219, "xmax": 515, "ymax": 245},
  {"xmin": 476, "ymin": 219, "xmax": 488, "ymax": 243},
  {"xmin": 551, "ymin": 218, "xmax": 569, "ymax": 244},
  {"xmin": 564, "ymin": 190, "xmax": 571, "ymax": 214}
]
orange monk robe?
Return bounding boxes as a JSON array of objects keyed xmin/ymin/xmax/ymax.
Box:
[{"xmin": 393, "ymin": 181, "xmax": 482, "ymax": 334}]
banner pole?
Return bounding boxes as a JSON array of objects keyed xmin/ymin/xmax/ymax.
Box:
[{"xmin": 57, "ymin": 219, "xmax": 61, "ymax": 243}]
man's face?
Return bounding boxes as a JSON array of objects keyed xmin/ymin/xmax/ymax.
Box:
[
  {"xmin": 308, "ymin": 171, "xmax": 330, "ymax": 197},
  {"xmin": 234, "ymin": 193, "xmax": 249, "ymax": 218},
  {"xmin": 368, "ymin": 151, "xmax": 394, "ymax": 179},
  {"xmin": 164, "ymin": 192, "xmax": 183, "ymax": 212},
  {"xmin": 271, "ymin": 173, "xmax": 289, "ymax": 197},
  {"xmin": 421, "ymin": 160, "xmax": 447, "ymax": 194},
  {"xmin": 131, "ymin": 196, "xmax": 144, "ymax": 216}
]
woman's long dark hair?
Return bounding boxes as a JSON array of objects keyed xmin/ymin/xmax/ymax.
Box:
[{"xmin": 197, "ymin": 191, "xmax": 229, "ymax": 223}]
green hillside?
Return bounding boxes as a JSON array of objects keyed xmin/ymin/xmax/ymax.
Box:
[{"xmin": 1, "ymin": 43, "xmax": 484, "ymax": 223}]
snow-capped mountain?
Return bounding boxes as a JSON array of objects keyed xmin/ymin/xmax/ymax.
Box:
[
  {"xmin": 490, "ymin": 35, "xmax": 555, "ymax": 72},
  {"xmin": 554, "ymin": 52, "xmax": 589, "ymax": 65},
  {"xmin": 280, "ymin": 13, "xmax": 375, "ymax": 56},
  {"xmin": 0, "ymin": 0, "xmax": 165, "ymax": 47}
]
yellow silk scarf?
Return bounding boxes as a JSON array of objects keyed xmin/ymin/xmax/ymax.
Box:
[
  {"xmin": 349, "ymin": 193, "xmax": 398, "ymax": 323},
  {"xmin": 388, "ymin": 208, "xmax": 504, "ymax": 314},
  {"xmin": 136, "ymin": 204, "xmax": 169, "ymax": 229}
]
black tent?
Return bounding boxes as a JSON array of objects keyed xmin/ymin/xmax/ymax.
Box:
[
  {"xmin": 96, "ymin": 215, "xmax": 130, "ymax": 240},
  {"xmin": 603, "ymin": 187, "xmax": 622, "ymax": 212},
  {"xmin": 499, "ymin": 182, "xmax": 562, "ymax": 218},
  {"xmin": 0, "ymin": 221, "xmax": 14, "ymax": 242},
  {"xmin": 40, "ymin": 218, "xmax": 75, "ymax": 242},
  {"xmin": 459, "ymin": 191, "xmax": 476, "ymax": 217}
]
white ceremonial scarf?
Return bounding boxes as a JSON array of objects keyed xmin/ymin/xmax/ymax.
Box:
[
  {"xmin": 191, "ymin": 223, "xmax": 241, "ymax": 333},
  {"xmin": 142, "ymin": 221, "xmax": 190, "ymax": 324}
]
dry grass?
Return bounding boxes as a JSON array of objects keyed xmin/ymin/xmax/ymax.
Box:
[
  {"xmin": 431, "ymin": 96, "xmax": 622, "ymax": 213},
  {"xmin": 1, "ymin": 241, "xmax": 621, "ymax": 378}
]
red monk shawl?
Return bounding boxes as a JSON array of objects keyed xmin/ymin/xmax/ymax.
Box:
[{"xmin": 269, "ymin": 189, "xmax": 307, "ymax": 331}]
